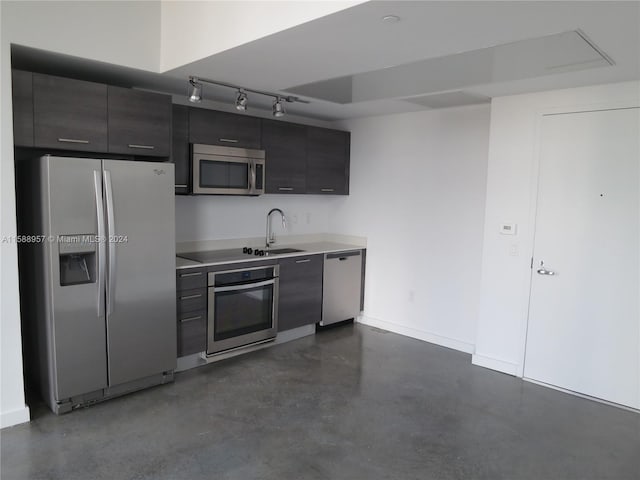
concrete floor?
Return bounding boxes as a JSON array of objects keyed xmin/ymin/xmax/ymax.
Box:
[{"xmin": 2, "ymin": 324, "xmax": 639, "ymax": 480}]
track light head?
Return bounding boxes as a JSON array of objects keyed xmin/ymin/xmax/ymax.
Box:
[
  {"xmin": 235, "ymin": 89, "xmax": 248, "ymax": 111},
  {"xmin": 188, "ymin": 78, "xmax": 202, "ymax": 103},
  {"xmin": 272, "ymin": 97, "xmax": 285, "ymax": 118}
]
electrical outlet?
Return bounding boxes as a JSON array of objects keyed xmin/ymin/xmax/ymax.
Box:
[{"xmin": 499, "ymin": 223, "xmax": 517, "ymax": 235}]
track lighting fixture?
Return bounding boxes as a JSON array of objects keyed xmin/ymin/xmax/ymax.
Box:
[
  {"xmin": 188, "ymin": 78, "xmax": 202, "ymax": 103},
  {"xmin": 187, "ymin": 76, "xmax": 308, "ymax": 117},
  {"xmin": 272, "ymin": 97, "xmax": 285, "ymax": 118},
  {"xmin": 235, "ymin": 89, "xmax": 248, "ymax": 111}
]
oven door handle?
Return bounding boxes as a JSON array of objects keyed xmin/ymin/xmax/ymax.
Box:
[{"xmin": 214, "ymin": 278, "xmax": 276, "ymax": 293}]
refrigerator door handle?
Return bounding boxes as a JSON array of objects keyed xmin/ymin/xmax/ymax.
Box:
[
  {"xmin": 94, "ymin": 171, "xmax": 106, "ymax": 318},
  {"xmin": 103, "ymin": 170, "xmax": 116, "ymax": 316}
]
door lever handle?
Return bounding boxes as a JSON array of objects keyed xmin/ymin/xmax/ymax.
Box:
[{"xmin": 537, "ymin": 268, "xmax": 556, "ymax": 276}]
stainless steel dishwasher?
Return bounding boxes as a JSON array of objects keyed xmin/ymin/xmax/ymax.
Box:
[{"xmin": 320, "ymin": 250, "xmax": 363, "ymax": 326}]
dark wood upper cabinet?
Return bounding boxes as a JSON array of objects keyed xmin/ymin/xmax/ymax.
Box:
[
  {"xmin": 14, "ymin": 71, "xmax": 353, "ymax": 196},
  {"xmin": 306, "ymin": 126, "xmax": 350, "ymax": 195},
  {"xmin": 108, "ymin": 86, "xmax": 171, "ymax": 157},
  {"xmin": 189, "ymin": 108, "xmax": 261, "ymax": 149},
  {"xmin": 12, "ymin": 70, "xmax": 34, "ymax": 147},
  {"xmin": 171, "ymin": 105, "xmax": 190, "ymax": 194},
  {"xmin": 262, "ymin": 120, "xmax": 307, "ymax": 194},
  {"xmin": 277, "ymin": 254, "xmax": 323, "ymax": 332},
  {"xmin": 33, "ymin": 73, "xmax": 108, "ymax": 152}
]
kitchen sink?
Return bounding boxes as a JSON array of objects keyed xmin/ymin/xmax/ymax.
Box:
[{"xmin": 266, "ymin": 248, "xmax": 304, "ymax": 255}]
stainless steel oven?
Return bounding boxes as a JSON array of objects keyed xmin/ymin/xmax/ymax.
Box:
[
  {"xmin": 192, "ymin": 144, "xmax": 265, "ymax": 195},
  {"xmin": 207, "ymin": 265, "xmax": 279, "ymax": 355}
]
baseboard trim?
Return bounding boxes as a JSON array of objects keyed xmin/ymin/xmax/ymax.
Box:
[
  {"xmin": 274, "ymin": 324, "xmax": 315, "ymax": 344},
  {"xmin": 471, "ymin": 353, "xmax": 519, "ymax": 376},
  {"xmin": 523, "ymin": 377, "xmax": 640, "ymax": 413},
  {"xmin": 357, "ymin": 315, "xmax": 474, "ymax": 354},
  {"xmin": 1, "ymin": 405, "xmax": 30, "ymax": 429}
]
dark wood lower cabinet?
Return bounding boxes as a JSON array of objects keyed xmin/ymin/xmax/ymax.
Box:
[
  {"xmin": 177, "ymin": 311, "xmax": 206, "ymax": 357},
  {"xmin": 277, "ymin": 254, "xmax": 323, "ymax": 332},
  {"xmin": 176, "ymin": 268, "xmax": 208, "ymax": 357}
]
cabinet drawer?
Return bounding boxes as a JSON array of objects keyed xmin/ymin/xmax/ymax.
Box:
[
  {"xmin": 176, "ymin": 267, "xmax": 207, "ymax": 290},
  {"xmin": 177, "ymin": 310, "xmax": 206, "ymax": 357},
  {"xmin": 177, "ymin": 288, "xmax": 206, "ymax": 314}
]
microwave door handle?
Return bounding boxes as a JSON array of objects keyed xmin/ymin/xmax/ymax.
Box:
[
  {"xmin": 249, "ymin": 161, "xmax": 256, "ymax": 195},
  {"xmin": 214, "ymin": 278, "xmax": 276, "ymax": 293}
]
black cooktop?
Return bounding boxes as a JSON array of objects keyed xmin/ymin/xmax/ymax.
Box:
[{"xmin": 177, "ymin": 249, "xmax": 248, "ymax": 264}]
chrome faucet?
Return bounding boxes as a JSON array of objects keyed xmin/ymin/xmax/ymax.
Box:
[{"xmin": 266, "ymin": 208, "xmax": 286, "ymax": 248}]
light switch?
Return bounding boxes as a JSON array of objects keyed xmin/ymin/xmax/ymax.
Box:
[{"xmin": 499, "ymin": 223, "xmax": 517, "ymax": 235}]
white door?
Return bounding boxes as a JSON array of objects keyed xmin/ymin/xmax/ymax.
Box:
[{"xmin": 524, "ymin": 107, "xmax": 640, "ymax": 409}]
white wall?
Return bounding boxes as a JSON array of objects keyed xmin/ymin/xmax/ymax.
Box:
[
  {"xmin": 160, "ymin": 1, "xmax": 362, "ymax": 72},
  {"xmin": 3, "ymin": 1, "xmax": 161, "ymax": 71},
  {"xmin": 175, "ymin": 195, "xmax": 338, "ymax": 245},
  {"xmin": 330, "ymin": 105, "xmax": 491, "ymax": 353},
  {"xmin": 0, "ymin": 1, "xmax": 161, "ymax": 428},
  {"xmin": 0, "ymin": 3, "xmax": 31, "ymax": 430},
  {"xmin": 473, "ymin": 81, "xmax": 640, "ymax": 376}
]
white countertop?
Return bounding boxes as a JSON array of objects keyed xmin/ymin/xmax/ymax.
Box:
[{"xmin": 176, "ymin": 241, "xmax": 364, "ymax": 269}]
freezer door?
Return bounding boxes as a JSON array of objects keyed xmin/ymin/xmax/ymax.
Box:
[
  {"xmin": 44, "ymin": 156, "xmax": 108, "ymax": 400},
  {"xmin": 102, "ymin": 160, "xmax": 176, "ymax": 385}
]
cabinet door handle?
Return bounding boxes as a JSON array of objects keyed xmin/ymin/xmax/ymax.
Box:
[
  {"xmin": 180, "ymin": 315, "xmax": 202, "ymax": 323},
  {"xmin": 128, "ymin": 144, "xmax": 155, "ymax": 150},
  {"xmin": 219, "ymin": 138, "xmax": 239, "ymax": 143},
  {"xmin": 295, "ymin": 259, "xmax": 311, "ymax": 264},
  {"xmin": 175, "ymin": 184, "xmax": 188, "ymax": 188},
  {"xmin": 278, "ymin": 187, "xmax": 294, "ymax": 191},
  {"xmin": 321, "ymin": 188, "xmax": 334, "ymax": 192},
  {"xmin": 180, "ymin": 272, "xmax": 203, "ymax": 277},
  {"xmin": 179, "ymin": 293, "xmax": 202, "ymax": 300},
  {"xmin": 58, "ymin": 138, "xmax": 89, "ymax": 144}
]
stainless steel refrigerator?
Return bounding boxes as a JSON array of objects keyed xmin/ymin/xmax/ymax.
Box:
[{"xmin": 18, "ymin": 155, "xmax": 176, "ymax": 414}]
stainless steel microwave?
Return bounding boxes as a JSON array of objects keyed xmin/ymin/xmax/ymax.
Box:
[{"xmin": 192, "ymin": 144, "xmax": 265, "ymax": 195}]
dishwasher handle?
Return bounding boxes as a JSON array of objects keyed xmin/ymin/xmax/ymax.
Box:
[{"xmin": 326, "ymin": 250, "xmax": 361, "ymax": 260}]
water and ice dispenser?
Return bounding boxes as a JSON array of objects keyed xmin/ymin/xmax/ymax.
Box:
[{"xmin": 58, "ymin": 235, "xmax": 96, "ymax": 286}]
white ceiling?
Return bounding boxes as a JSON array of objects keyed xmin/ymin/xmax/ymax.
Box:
[
  {"xmin": 167, "ymin": 1, "xmax": 639, "ymax": 119},
  {"xmin": 13, "ymin": 1, "xmax": 640, "ymax": 121}
]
